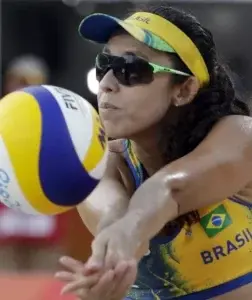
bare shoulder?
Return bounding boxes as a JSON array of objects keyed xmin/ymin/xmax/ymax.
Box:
[
  {"xmin": 104, "ymin": 139, "xmax": 125, "ymax": 166},
  {"xmin": 162, "ymin": 115, "xmax": 252, "ymax": 212},
  {"xmin": 198, "ymin": 115, "xmax": 252, "ymax": 155},
  {"xmin": 107, "ymin": 139, "xmax": 135, "ymax": 193},
  {"xmin": 211, "ymin": 115, "xmax": 252, "ymax": 136},
  {"xmin": 107, "ymin": 139, "xmax": 127, "ymax": 167},
  {"xmin": 108, "ymin": 139, "xmax": 126, "ymax": 153}
]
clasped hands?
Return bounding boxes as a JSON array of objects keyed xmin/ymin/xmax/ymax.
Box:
[{"xmin": 55, "ymin": 216, "xmax": 148, "ymax": 300}]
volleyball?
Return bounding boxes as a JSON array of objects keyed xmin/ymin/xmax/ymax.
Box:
[{"xmin": 0, "ymin": 85, "xmax": 108, "ymax": 215}]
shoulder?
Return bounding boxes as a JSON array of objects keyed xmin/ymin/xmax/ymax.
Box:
[
  {"xmin": 108, "ymin": 139, "xmax": 126, "ymax": 153},
  {"xmin": 200, "ymin": 115, "xmax": 252, "ymax": 152},
  {"xmin": 215, "ymin": 115, "xmax": 252, "ymax": 129},
  {"xmin": 106, "ymin": 139, "xmax": 128, "ymax": 169},
  {"xmin": 107, "ymin": 139, "xmax": 135, "ymax": 193}
]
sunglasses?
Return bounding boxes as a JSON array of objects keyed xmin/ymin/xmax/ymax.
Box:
[{"xmin": 95, "ymin": 53, "xmax": 190, "ymax": 86}]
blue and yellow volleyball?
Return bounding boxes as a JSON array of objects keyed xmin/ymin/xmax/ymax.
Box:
[{"xmin": 0, "ymin": 85, "xmax": 108, "ymax": 215}]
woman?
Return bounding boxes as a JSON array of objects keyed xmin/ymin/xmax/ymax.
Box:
[{"xmin": 56, "ymin": 3, "xmax": 252, "ymax": 300}]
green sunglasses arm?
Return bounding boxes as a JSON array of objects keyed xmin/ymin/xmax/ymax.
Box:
[{"xmin": 149, "ymin": 62, "xmax": 190, "ymax": 77}]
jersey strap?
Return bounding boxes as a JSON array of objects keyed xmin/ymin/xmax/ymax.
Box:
[{"xmin": 122, "ymin": 139, "xmax": 145, "ymax": 189}]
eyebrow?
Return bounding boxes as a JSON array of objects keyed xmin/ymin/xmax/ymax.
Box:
[
  {"xmin": 102, "ymin": 46, "xmax": 149, "ymax": 60},
  {"xmin": 125, "ymin": 50, "xmax": 149, "ymax": 60}
]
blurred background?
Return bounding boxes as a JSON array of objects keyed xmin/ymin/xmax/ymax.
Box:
[{"xmin": 0, "ymin": 0, "xmax": 252, "ymax": 299}]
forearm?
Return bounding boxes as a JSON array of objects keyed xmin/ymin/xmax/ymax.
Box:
[
  {"xmin": 124, "ymin": 175, "xmax": 179, "ymax": 244},
  {"xmin": 77, "ymin": 201, "xmax": 101, "ymax": 236},
  {"xmin": 78, "ymin": 191, "xmax": 129, "ymax": 236},
  {"xmin": 96, "ymin": 199, "xmax": 129, "ymax": 234}
]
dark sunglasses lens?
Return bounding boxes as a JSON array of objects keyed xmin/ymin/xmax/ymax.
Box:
[
  {"xmin": 95, "ymin": 53, "xmax": 154, "ymax": 86},
  {"xmin": 95, "ymin": 53, "xmax": 111, "ymax": 81},
  {"xmin": 95, "ymin": 67, "xmax": 105, "ymax": 82},
  {"xmin": 124, "ymin": 56, "xmax": 154, "ymax": 85},
  {"xmin": 113, "ymin": 55, "xmax": 153, "ymax": 86},
  {"xmin": 96, "ymin": 53, "xmax": 110, "ymax": 69},
  {"xmin": 112, "ymin": 56, "xmax": 128, "ymax": 85}
]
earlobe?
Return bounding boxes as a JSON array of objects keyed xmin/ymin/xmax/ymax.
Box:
[{"xmin": 173, "ymin": 77, "xmax": 200, "ymax": 107}]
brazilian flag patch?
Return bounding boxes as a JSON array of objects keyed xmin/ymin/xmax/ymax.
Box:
[{"xmin": 200, "ymin": 204, "xmax": 232, "ymax": 238}]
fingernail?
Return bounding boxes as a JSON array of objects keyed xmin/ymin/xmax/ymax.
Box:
[
  {"xmin": 89, "ymin": 262, "xmax": 101, "ymax": 268},
  {"xmin": 59, "ymin": 256, "xmax": 67, "ymax": 263},
  {"xmin": 54, "ymin": 272, "xmax": 63, "ymax": 278}
]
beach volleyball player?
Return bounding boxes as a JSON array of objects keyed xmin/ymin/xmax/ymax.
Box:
[{"xmin": 56, "ymin": 3, "xmax": 252, "ymax": 300}]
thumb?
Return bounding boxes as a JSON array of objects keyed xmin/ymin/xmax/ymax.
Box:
[{"xmin": 84, "ymin": 236, "xmax": 107, "ymax": 273}]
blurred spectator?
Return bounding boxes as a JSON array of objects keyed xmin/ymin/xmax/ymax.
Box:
[
  {"xmin": 3, "ymin": 55, "xmax": 49, "ymax": 94},
  {"xmin": 0, "ymin": 55, "xmax": 66, "ymax": 272}
]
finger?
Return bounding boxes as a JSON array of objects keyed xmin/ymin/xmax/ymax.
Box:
[
  {"xmin": 59, "ymin": 256, "xmax": 84, "ymax": 273},
  {"xmin": 81, "ymin": 266, "xmax": 101, "ymax": 276},
  {"xmin": 54, "ymin": 271, "xmax": 76, "ymax": 282},
  {"xmin": 61, "ymin": 272, "xmax": 101, "ymax": 295},
  {"xmin": 90, "ymin": 270, "xmax": 115, "ymax": 296},
  {"xmin": 113, "ymin": 260, "xmax": 137, "ymax": 299},
  {"xmin": 84, "ymin": 238, "xmax": 107, "ymax": 272},
  {"xmin": 107, "ymin": 261, "xmax": 129, "ymax": 296},
  {"xmin": 114, "ymin": 261, "xmax": 129, "ymax": 282},
  {"xmin": 104, "ymin": 244, "xmax": 121, "ymax": 270},
  {"xmin": 105, "ymin": 240, "xmax": 133, "ymax": 271}
]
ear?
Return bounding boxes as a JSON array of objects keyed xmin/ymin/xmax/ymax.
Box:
[{"xmin": 172, "ymin": 77, "xmax": 200, "ymax": 107}]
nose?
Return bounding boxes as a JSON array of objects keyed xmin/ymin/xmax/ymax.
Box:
[{"xmin": 99, "ymin": 69, "xmax": 119, "ymax": 93}]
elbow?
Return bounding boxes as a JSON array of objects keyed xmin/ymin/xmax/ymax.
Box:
[
  {"xmin": 161, "ymin": 169, "xmax": 187, "ymax": 195},
  {"xmin": 157, "ymin": 170, "xmax": 188, "ymax": 217}
]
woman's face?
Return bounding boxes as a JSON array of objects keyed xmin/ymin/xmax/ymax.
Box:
[{"xmin": 97, "ymin": 34, "xmax": 180, "ymax": 139}]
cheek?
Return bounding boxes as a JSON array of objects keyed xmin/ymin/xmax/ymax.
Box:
[
  {"xmin": 131, "ymin": 96, "xmax": 168, "ymax": 127},
  {"xmin": 122, "ymin": 84, "xmax": 170, "ymax": 133},
  {"xmin": 129, "ymin": 81, "xmax": 170, "ymax": 122}
]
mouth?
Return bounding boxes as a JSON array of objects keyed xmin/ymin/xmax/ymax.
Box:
[{"xmin": 99, "ymin": 102, "xmax": 119, "ymax": 110}]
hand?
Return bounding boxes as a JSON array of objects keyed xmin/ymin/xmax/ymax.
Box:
[
  {"xmin": 55, "ymin": 256, "xmax": 137, "ymax": 300},
  {"xmin": 84, "ymin": 215, "xmax": 147, "ymax": 273}
]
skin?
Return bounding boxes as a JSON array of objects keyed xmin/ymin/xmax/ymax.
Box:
[{"xmin": 56, "ymin": 34, "xmax": 252, "ymax": 299}]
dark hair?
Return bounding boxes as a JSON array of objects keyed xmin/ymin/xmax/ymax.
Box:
[{"xmin": 132, "ymin": 3, "xmax": 250, "ymax": 232}]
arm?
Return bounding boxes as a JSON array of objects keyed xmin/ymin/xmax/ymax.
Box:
[
  {"xmin": 124, "ymin": 116, "xmax": 252, "ymax": 243},
  {"xmin": 77, "ymin": 150, "xmax": 130, "ymax": 236}
]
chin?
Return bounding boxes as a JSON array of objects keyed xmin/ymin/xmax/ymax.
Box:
[
  {"xmin": 103, "ymin": 120, "xmax": 131, "ymax": 140},
  {"xmin": 105, "ymin": 127, "xmax": 125, "ymax": 140}
]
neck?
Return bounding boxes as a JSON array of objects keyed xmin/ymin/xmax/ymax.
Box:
[
  {"xmin": 129, "ymin": 106, "xmax": 184, "ymax": 174},
  {"xmin": 130, "ymin": 126, "xmax": 165, "ymax": 175}
]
